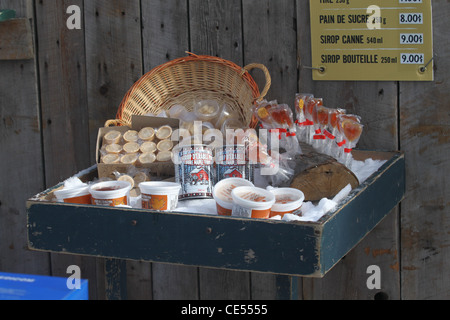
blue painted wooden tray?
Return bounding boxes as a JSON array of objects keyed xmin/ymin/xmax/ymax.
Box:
[{"xmin": 27, "ymin": 150, "xmax": 405, "ymax": 279}]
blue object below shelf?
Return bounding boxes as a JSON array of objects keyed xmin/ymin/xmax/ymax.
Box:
[{"xmin": 0, "ymin": 272, "xmax": 88, "ymax": 300}]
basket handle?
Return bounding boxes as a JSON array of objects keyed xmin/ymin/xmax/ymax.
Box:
[
  {"xmin": 104, "ymin": 119, "xmax": 127, "ymax": 127},
  {"xmin": 243, "ymin": 63, "xmax": 272, "ymax": 102}
]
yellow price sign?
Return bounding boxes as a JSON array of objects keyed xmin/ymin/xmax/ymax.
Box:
[{"xmin": 309, "ymin": 0, "xmax": 434, "ymax": 81}]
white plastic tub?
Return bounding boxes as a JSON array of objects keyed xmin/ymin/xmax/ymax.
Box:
[
  {"xmin": 139, "ymin": 182, "xmax": 181, "ymax": 211},
  {"xmin": 231, "ymin": 186, "xmax": 275, "ymax": 219},
  {"xmin": 269, "ymin": 188, "xmax": 305, "ymax": 218},
  {"xmin": 89, "ymin": 181, "xmax": 132, "ymax": 207},
  {"xmin": 213, "ymin": 178, "xmax": 254, "ymax": 216},
  {"xmin": 54, "ymin": 186, "xmax": 91, "ymax": 205}
]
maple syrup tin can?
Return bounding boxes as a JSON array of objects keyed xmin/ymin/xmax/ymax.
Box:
[
  {"xmin": 175, "ymin": 144, "xmax": 214, "ymax": 200},
  {"xmin": 216, "ymin": 145, "xmax": 254, "ymax": 183}
]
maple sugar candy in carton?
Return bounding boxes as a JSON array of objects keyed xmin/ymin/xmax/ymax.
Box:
[{"xmin": 97, "ymin": 115, "xmax": 179, "ymax": 180}]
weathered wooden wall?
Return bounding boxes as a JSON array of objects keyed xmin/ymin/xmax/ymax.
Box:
[{"xmin": 0, "ymin": 0, "xmax": 448, "ymax": 300}]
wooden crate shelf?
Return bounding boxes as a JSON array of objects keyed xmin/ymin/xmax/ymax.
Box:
[{"xmin": 27, "ymin": 150, "xmax": 405, "ymax": 281}]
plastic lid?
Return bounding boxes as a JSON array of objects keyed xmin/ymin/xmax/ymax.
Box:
[
  {"xmin": 156, "ymin": 126, "xmax": 173, "ymax": 140},
  {"xmin": 139, "ymin": 182, "xmax": 181, "ymax": 195},
  {"xmin": 139, "ymin": 127, "xmax": 155, "ymax": 141},
  {"xmin": 121, "ymin": 153, "xmax": 139, "ymax": 165},
  {"xmin": 104, "ymin": 130, "xmax": 122, "ymax": 143},
  {"xmin": 102, "ymin": 154, "xmax": 120, "ymax": 164},
  {"xmin": 231, "ymin": 186, "xmax": 275, "ymax": 209},
  {"xmin": 270, "ymin": 188, "xmax": 305, "ymax": 212},
  {"xmin": 89, "ymin": 181, "xmax": 132, "ymax": 199},
  {"xmin": 194, "ymin": 100, "xmax": 221, "ymax": 121},
  {"xmin": 139, "ymin": 152, "xmax": 156, "ymax": 164},
  {"xmin": 106, "ymin": 143, "xmax": 123, "ymax": 154},
  {"xmin": 123, "ymin": 142, "xmax": 140, "ymax": 154},
  {"xmin": 213, "ymin": 178, "xmax": 255, "ymax": 209},
  {"xmin": 123, "ymin": 130, "xmax": 139, "ymax": 142},
  {"xmin": 140, "ymin": 141, "xmax": 157, "ymax": 153},
  {"xmin": 54, "ymin": 186, "xmax": 90, "ymax": 201},
  {"xmin": 157, "ymin": 139, "xmax": 174, "ymax": 152},
  {"xmin": 168, "ymin": 105, "xmax": 188, "ymax": 119}
]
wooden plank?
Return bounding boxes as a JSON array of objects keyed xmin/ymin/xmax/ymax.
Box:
[
  {"xmin": 297, "ymin": 0, "xmax": 401, "ymax": 299},
  {"xmin": 126, "ymin": 260, "xmax": 153, "ymax": 300},
  {"xmin": 399, "ymin": 0, "xmax": 450, "ymax": 300},
  {"xmin": 243, "ymin": 0, "xmax": 298, "ymax": 105},
  {"xmin": 0, "ymin": 18, "xmax": 34, "ymax": 60},
  {"xmin": 141, "ymin": 0, "xmax": 194, "ymax": 300},
  {"xmin": 250, "ymin": 273, "xmax": 279, "ymax": 300},
  {"xmin": 306, "ymin": 214, "xmax": 401, "ymax": 300},
  {"xmin": 83, "ymin": 0, "xmax": 143, "ymax": 300},
  {"xmin": 84, "ymin": 0, "xmax": 143, "ymax": 164},
  {"xmin": 27, "ymin": 202, "xmax": 321, "ymax": 277},
  {"xmin": 189, "ymin": 0, "xmax": 243, "ymax": 64},
  {"xmin": 35, "ymin": 0, "xmax": 90, "ymax": 184},
  {"xmin": 105, "ymin": 259, "xmax": 127, "ymax": 300},
  {"xmin": 319, "ymin": 153, "xmax": 405, "ymax": 275},
  {"xmin": 141, "ymin": 0, "xmax": 189, "ymax": 69},
  {"xmin": 242, "ymin": 0, "xmax": 299, "ymax": 299},
  {"xmin": 34, "ymin": 0, "xmax": 100, "ymax": 300},
  {"xmin": 199, "ymin": 268, "xmax": 251, "ymax": 300},
  {"xmin": 0, "ymin": 0, "xmax": 49, "ymax": 275},
  {"xmin": 275, "ymin": 275, "xmax": 298, "ymax": 300},
  {"xmin": 152, "ymin": 264, "xmax": 198, "ymax": 300},
  {"xmin": 189, "ymin": 0, "xmax": 250, "ymax": 300}
]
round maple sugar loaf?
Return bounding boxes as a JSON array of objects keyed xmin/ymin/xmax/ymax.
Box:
[
  {"xmin": 139, "ymin": 127, "xmax": 155, "ymax": 141},
  {"xmin": 123, "ymin": 130, "xmax": 139, "ymax": 143}
]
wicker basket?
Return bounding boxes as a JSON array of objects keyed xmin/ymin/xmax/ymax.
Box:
[{"xmin": 106, "ymin": 53, "xmax": 271, "ymax": 128}]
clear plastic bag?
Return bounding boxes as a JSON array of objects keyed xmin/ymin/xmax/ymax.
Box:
[
  {"xmin": 112, "ymin": 167, "xmax": 151, "ymax": 189},
  {"xmin": 335, "ymin": 114, "xmax": 362, "ymax": 162},
  {"xmin": 323, "ymin": 108, "xmax": 346, "ymax": 157},
  {"xmin": 254, "ymin": 100, "xmax": 302, "ymax": 157},
  {"xmin": 258, "ymin": 149, "xmax": 296, "ymax": 188},
  {"xmin": 337, "ymin": 117, "xmax": 364, "ymax": 170},
  {"xmin": 304, "ymin": 96, "xmax": 323, "ymax": 145},
  {"xmin": 194, "ymin": 100, "xmax": 221, "ymax": 122},
  {"xmin": 294, "ymin": 93, "xmax": 314, "ymax": 143},
  {"xmin": 215, "ymin": 104, "xmax": 239, "ymax": 129}
]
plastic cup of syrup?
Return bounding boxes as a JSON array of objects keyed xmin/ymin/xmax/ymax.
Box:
[
  {"xmin": 231, "ymin": 186, "xmax": 275, "ymax": 219},
  {"xmin": 89, "ymin": 181, "xmax": 132, "ymax": 207}
]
